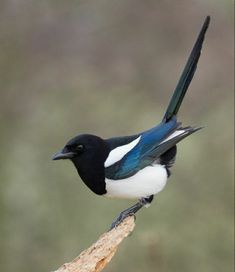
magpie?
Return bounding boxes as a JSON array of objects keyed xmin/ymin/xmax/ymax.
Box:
[{"xmin": 53, "ymin": 16, "xmax": 210, "ymax": 229}]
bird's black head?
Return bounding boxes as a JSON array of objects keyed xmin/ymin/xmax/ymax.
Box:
[
  {"xmin": 52, "ymin": 134, "xmax": 110, "ymax": 195},
  {"xmin": 53, "ymin": 134, "xmax": 88, "ymax": 161}
]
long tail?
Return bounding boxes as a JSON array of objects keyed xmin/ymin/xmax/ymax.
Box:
[{"xmin": 163, "ymin": 16, "xmax": 210, "ymax": 122}]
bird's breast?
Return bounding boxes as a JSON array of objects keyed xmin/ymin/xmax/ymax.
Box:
[{"xmin": 104, "ymin": 164, "xmax": 168, "ymax": 199}]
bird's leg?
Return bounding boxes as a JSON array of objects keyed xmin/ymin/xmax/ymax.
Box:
[{"xmin": 109, "ymin": 195, "xmax": 154, "ymax": 230}]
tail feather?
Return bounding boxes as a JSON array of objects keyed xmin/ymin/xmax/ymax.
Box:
[{"xmin": 163, "ymin": 16, "xmax": 210, "ymax": 122}]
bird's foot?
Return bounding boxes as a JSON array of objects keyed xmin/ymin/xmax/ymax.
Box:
[
  {"xmin": 109, "ymin": 210, "xmax": 136, "ymax": 230},
  {"xmin": 109, "ymin": 195, "xmax": 154, "ymax": 231},
  {"xmin": 109, "ymin": 201, "xmax": 143, "ymax": 230}
]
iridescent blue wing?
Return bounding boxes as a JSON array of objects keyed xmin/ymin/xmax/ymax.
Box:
[{"xmin": 105, "ymin": 117, "xmax": 183, "ymax": 180}]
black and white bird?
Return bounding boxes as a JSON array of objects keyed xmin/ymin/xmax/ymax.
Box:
[{"xmin": 53, "ymin": 17, "xmax": 210, "ymax": 229}]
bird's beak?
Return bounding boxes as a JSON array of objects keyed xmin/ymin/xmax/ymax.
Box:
[{"xmin": 52, "ymin": 150, "xmax": 76, "ymax": 160}]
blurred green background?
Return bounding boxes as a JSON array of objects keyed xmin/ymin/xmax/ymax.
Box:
[{"xmin": 0, "ymin": 1, "xmax": 234, "ymax": 271}]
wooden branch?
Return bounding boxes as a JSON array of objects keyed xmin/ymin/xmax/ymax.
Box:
[{"xmin": 52, "ymin": 216, "xmax": 135, "ymax": 272}]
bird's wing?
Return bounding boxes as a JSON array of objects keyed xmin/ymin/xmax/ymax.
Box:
[{"xmin": 105, "ymin": 117, "xmax": 189, "ymax": 180}]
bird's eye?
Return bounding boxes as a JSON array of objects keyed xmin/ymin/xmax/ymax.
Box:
[{"xmin": 76, "ymin": 144, "xmax": 84, "ymax": 152}]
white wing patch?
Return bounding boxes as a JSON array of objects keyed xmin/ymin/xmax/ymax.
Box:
[
  {"xmin": 161, "ymin": 130, "xmax": 185, "ymax": 144},
  {"xmin": 104, "ymin": 136, "xmax": 141, "ymax": 168}
]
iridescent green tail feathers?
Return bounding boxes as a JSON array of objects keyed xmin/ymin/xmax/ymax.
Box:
[{"xmin": 163, "ymin": 16, "xmax": 210, "ymax": 122}]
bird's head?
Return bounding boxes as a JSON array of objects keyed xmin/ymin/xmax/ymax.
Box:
[
  {"xmin": 52, "ymin": 134, "xmax": 109, "ymax": 195},
  {"xmin": 52, "ymin": 134, "xmax": 109, "ymax": 177},
  {"xmin": 53, "ymin": 133, "xmax": 108, "ymax": 160},
  {"xmin": 53, "ymin": 134, "xmax": 87, "ymax": 161}
]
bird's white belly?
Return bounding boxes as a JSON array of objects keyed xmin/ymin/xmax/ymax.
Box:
[{"xmin": 105, "ymin": 164, "xmax": 168, "ymax": 199}]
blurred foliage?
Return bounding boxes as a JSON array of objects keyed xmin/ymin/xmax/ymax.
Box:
[{"xmin": 0, "ymin": 1, "xmax": 234, "ymax": 272}]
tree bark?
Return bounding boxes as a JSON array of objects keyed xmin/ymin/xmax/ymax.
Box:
[{"xmin": 52, "ymin": 216, "xmax": 135, "ymax": 272}]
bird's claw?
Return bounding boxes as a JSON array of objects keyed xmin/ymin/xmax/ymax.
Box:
[{"xmin": 109, "ymin": 212, "xmax": 135, "ymax": 231}]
